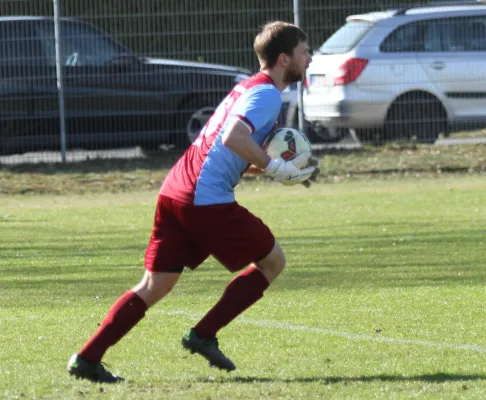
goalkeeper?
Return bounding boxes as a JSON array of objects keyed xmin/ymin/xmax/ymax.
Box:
[{"xmin": 68, "ymin": 21, "xmax": 318, "ymax": 383}]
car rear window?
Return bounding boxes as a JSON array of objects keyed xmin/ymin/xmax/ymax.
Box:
[{"xmin": 318, "ymin": 20, "xmax": 373, "ymax": 54}]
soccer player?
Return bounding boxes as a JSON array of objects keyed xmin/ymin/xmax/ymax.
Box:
[{"xmin": 68, "ymin": 21, "xmax": 318, "ymax": 383}]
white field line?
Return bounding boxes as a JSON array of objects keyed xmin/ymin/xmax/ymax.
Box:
[
  {"xmin": 156, "ymin": 309, "xmax": 486, "ymax": 354},
  {"xmin": 3, "ymin": 309, "xmax": 486, "ymax": 354}
]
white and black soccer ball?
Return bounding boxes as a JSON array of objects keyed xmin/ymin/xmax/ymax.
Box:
[{"xmin": 263, "ymin": 127, "xmax": 312, "ymax": 161}]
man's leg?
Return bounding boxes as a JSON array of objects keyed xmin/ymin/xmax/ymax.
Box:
[
  {"xmin": 68, "ymin": 270, "xmax": 181, "ymax": 383},
  {"xmin": 194, "ymin": 241, "xmax": 285, "ymax": 337},
  {"xmin": 181, "ymin": 242, "xmax": 286, "ymax": 371}
]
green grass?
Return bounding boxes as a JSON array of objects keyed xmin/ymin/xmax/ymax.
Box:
[
  {"xmin": 1, "ymin": 176, "xmax": 486, "ymax": 399},
  {"xmin": 453, "ymin": 128, "xmax": 486, "ymax": 138}
]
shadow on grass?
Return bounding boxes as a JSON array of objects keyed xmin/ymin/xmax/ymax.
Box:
[{"xmin": 205, "ymin": 372, "xmax": 486, "ymax": 384}]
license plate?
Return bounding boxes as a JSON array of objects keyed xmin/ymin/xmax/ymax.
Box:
[{"xmin": 310, "ymin": 74, "xmax": 328, "ymax": 87}]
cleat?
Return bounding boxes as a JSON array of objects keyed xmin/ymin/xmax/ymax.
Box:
[
  {"xmin": 181, "ymin": 328, "xmax": 236, "ymax": 372},
  {"xmin": 67, "ymin": 354, "xmax": 125, "ymax": 383}
]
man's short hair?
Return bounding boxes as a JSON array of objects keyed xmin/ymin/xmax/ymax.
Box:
[{"xmin": 254, "ymin": 21, "xmax": 308, "ymax": 69}]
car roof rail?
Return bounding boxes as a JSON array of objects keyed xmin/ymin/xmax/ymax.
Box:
[{"xmin": 393, "ymin": 0, "xmax": 486, "ymax": 16}]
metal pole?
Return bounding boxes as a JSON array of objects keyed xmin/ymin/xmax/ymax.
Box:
[
  {"xmin": 293, "ymin": 0, "xmax": 305, "ymax": 132},
  {"xmin": 53, "ymin": 0, "xmax": 67, "ymax": 162}
]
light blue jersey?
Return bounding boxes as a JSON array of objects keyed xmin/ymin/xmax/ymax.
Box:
[{"xmin": 160, "ymin": 72, "xmax": 283, "ymax": 205}]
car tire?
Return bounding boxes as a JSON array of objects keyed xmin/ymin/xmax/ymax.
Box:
[
  {"xmin": 185, "ymin": 105, "xmax": 215, "ymax": 146},
  {"xmin": 352, "ymin": 128, "xmax": 384, "ymax": 145},
  {"xmin": 306, "ymin": 126, "xmax": 347, "ymax": 143},
  {"xmin": 291, "ymin": 111, "xmax": 345, "ymax": 143},
  {"xmin": 140, "ymin": 96, "xmax": 219, "ymax": 155},
  {"xmin": 172, "ymin": 96, "xmax": 220, "ymax": 150},
  {"xmin": 385, "ymin": 93, "xmax": 447, "ymax": 144}
]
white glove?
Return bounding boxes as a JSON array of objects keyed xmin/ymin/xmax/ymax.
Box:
[
  {"xmin": 264, "ymin": 151, "xmax": 316, "ymax": 186},
  {"xmin": 301, "ymin": 156, "xmax": 320, "ymax": 188}
]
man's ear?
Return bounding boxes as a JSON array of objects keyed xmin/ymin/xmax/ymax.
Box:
[{"xmin": 277, "ymin": 53, "xmax": 290, "ymax": 67}]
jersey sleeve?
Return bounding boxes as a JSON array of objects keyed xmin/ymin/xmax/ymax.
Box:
[{"xmin": 232, "ymin": 85, "xmax": 282, "ymax": 133}]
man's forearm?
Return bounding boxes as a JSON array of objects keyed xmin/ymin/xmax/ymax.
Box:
[
  {"xmin": 245, "ymin": 166, "xmax": 265, "ymax": 175},
  {"xmin": 222, "ymin": 119, "xmax": 271, "ymax": 170}
]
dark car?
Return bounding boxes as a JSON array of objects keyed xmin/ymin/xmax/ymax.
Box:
[{"xmin": 0, "ymin": 16, "xmax": 253, "ymax": 155}]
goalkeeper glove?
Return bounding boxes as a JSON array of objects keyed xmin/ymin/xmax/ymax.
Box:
[
  {"xmin": 301, "ymin": 156, "xmax": 320, "ymax": 188},
  {"xmin": 264, "ymin": 151, "xmax": 316, "ymax": 186}
]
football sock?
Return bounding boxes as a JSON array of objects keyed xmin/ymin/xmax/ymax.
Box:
[
  {"xmin": 194, "ymin": 266, "xmax": 269, "ymax": 338},
  {"xmin": 79, "ymin": 290, "xmax": 147, "ymax": 363}
]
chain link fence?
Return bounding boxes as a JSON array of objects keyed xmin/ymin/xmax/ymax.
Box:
[{"xmin": 0, "ymin": 0, "xmax": 485, "ymax": 165}]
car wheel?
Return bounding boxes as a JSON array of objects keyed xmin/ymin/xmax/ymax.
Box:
[
  {"xmin": 315, "ymin": 127, "xmax": 347, "ymax": 143},
  {"xmin": 172, "ymin": 96, "xmax": 219, "ymax": 150},
  {"xmin": 385, "ymin": 93, "xmax": 447, "ymax": 144},
  {"xmin": 352, "ymin": 128, "xmax": 384, "ymax": 146},
  {"xmin": 186, "ymin": 106, "xmax": 214, "ymax": 145},
  {"xmin": 292, "ymin": 112, "xmax": 345, "ymax": 143},
  {"xmin": 306, "ymin": 125, "xmax": 347, "ymax": 143}
]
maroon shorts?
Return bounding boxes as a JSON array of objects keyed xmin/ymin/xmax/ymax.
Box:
[{"xmin": 144, "ymin": 195, "xmax": 275, "ymax": 273}]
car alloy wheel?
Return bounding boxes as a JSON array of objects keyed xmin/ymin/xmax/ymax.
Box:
[{"xmin": 186, "ymin": 106, "xmax": 215, "ymax": 144}]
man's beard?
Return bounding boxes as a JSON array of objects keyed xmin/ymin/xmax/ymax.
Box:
[{"xmin": 283, "ymin": 64, "xmax": 304, "ymax": 84}]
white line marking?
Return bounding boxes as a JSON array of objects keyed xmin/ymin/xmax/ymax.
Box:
[
  {"xmin": 157, "ymin": 310, "xmax": 486, "ymax": 354},
  {"xmin": 3, "ymin": 309, "xmax": 485, "ymax": 354}
]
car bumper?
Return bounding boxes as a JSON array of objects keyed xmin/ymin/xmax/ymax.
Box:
[{"xmin": 303, "ymin": 86, "xmax": 389, "ymax": 129}]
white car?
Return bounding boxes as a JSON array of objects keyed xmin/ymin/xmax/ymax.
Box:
[
  {"xmin": 303, "ymin": 1, "xmax": 486, "ymax": 144},
  {"xmin": 281, "ymin": 83, "xmax": 345, "ymax": 143}
]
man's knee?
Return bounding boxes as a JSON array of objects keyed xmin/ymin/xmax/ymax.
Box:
[
  {"xmin": 255, "ymin": 241, "xmax": 286, "ymax": 283},
  {"xmin": 269, "ymin": 246, "xmax": 286, "ymax": 274},
  {"xmin": 133, "ymin": 270, "xmax": 181, "ymax": 308}
]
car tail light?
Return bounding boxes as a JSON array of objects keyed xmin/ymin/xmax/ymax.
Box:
[
  {"xmin": 303, "ymin": 76, "xmax": 309, "ymax": 89},
  {"xmin": 334, "ymin": 58, "xmax": 368, "ymax": 86}
]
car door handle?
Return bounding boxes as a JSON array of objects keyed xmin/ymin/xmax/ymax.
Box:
[{"xmin": 430, "ymin": 61, "xmax": 445, "ymax": 70}]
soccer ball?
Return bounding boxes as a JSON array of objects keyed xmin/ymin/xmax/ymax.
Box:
[{"xmin": 263, "ymin": 127, "xmax": 312, "ymax": 161}]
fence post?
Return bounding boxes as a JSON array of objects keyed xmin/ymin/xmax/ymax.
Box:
[
  {"xmin": 293, "ymin": 0, "xmax": 305, "ymax": 132},
  {"xmin": 53, "ymin": 0, "xmax": 67, "ymax": 162}
]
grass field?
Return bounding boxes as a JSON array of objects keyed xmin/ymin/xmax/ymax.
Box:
[{"xmin": 1, "ymin": 173, "xmax": 485, "ymax": 399}]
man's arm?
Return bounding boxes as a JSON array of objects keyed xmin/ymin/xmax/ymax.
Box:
[
  {"xmin": 222, "ymin": 117, "xmax": 316, "ymax": 186},
  {"xmin": 245, "ymin": 166, "xmax": 265, "ymax": 175},
  {"xmin": 221, "ymin": 118, "xmax": 271, "ymax": 170}
]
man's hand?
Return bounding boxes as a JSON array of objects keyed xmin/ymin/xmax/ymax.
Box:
[
  {"xmin": 264, "ymin": 151, "xmax": 316, "ymax": 186},
  {"xmin": 301, "ymin": 156, "xmax": 320, "ymax": 188}
]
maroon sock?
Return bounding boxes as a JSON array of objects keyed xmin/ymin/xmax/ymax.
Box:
[
  {"xmin": 79, "ymin": 290, "xmax": 147, "ymax": 363},
  {"xmin": 194, "ymin": 266, "xmax": 270, "ymax": 338}
]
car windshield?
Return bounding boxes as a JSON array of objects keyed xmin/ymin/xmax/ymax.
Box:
[{"xmin": 318, "ymin": 20, "xmax": 373, "ymax": 54}]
